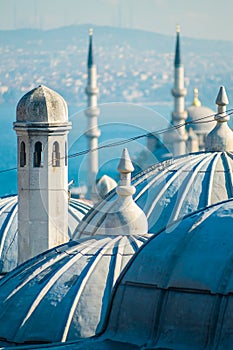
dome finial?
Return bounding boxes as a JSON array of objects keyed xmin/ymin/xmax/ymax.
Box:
[
  {"xmin": 176, "ymin": 24, "xmax": 180, "ymax": 33},
  {"xmin": 99, "ymin": 148, "xmax": 148, "ymax": 236},
  {"xmin": 215, "ymin": 85, "xmax": 229, "ymax": 121},
  {"xmin": 89, "ymin": 27, "xmax": 93, "ymax": 37},
  {"xmin": 192, "ymin": 87, "xmax": 202, "ymax": 107},
  {"xmin": 205, "ymin": 86, "xmax": 233, "ymax": 151}
]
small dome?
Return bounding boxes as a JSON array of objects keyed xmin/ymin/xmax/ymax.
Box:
[
  {"xmin": 104, "ymin": 198, "xmax": 233, "ymax": 349},
  {"xmin": 187, "ymin": 88, "xmax": 215, "ymax": 135},
  {"xmin": 96, "ymin": 175, "xmax": 117, "ymax": 199},
  {"xmin": 16, "ymin": 85, "xmax": 68, "ymax": 123},
  {"xmin": 0, "ymin": 233, "xmax": 150, "ymax": 345},
  {"xmin": 76, "ymin": 151, "xmax": 233, "ymax": 237},
  {"xmin": 0, "ymin": 196, "xmax": 92, "ymax": 274}
]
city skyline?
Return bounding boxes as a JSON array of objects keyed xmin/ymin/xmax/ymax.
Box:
[{"xmin": 0, "ymin": 0, "xmax": 233, "ymax": 41}]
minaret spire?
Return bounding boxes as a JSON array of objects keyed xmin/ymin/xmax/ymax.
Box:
[
  {"xmin": 85, "ymin": 28, "xmax": 101, "ymax": 202},
  {"xmin": 166, "ymin": 25, "xmax": 188, "ymax": 156},
  {"xmin": 205, "ymin": 86, "xmax": 233, "ymax": 152},
  {"xmin": 88, "ymin": 27, "xmax": 94, "ymax": 68},
  {"xmin": 174, "ymin": 25, "xmax": 181, "ymax": 67}
]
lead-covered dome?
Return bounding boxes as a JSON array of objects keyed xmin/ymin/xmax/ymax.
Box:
[
  {"xmin": 16, "ymin": 85, "xmax": 68, "ymax": 123},
  {"xmin": 0, "ymin": 233, "xmax": 150, "ymax": 345},
  {"xmin": 0, "ymin": 195, "xmax": 92, "ymax": 273},
  {"xmin": 187, "ymin": 88, "xmax": 216, "ymax": 135},
  {"xmin": 102, "ymin": 198, "xmax": 233, "ymax": 349},
  {"xmin": 76, "ymin": 151, "xmax": 233, "ymax": 237}
]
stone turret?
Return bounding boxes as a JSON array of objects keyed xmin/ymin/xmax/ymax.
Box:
[{"xmin": 14, "ymin": 85, "xmax": 71, "ymax": 264}]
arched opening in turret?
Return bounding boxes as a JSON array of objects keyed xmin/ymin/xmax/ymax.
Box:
[
  {"xmin": 20, "ymin": 141, "xmax": 26, "ymax": 167},
  {"xmin": 34, "ymin": 141, "xmax": 43, "ymax": 167},
  {"xmin": 52, "ymin": 141, "xmax": 60, "ymax": 167}
]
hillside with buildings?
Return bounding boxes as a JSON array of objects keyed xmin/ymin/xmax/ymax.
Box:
[{"xmin": 0, "ymin": 24, "xmax": 233, "ymax": 109}]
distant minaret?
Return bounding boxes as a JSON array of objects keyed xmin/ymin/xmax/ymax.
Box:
[
  {"xmin": 85, "ymin": 28, "xmax": 101, "ymax": 201},
  {"xmin": 14, "ymin": 85, "xmax": 71, "ymax": 264},
  {"xmin": 170, "ymin": 25, "xmax": 188, "ymax": 156}
]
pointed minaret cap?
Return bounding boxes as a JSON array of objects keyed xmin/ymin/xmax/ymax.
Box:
[
  {"xmin": 205, "ymin": 86, "xmax": 233, "ymax": 151},
  {"xmin": 174, "ymin": 24, "xmax": 181, "ymax": 67},
  {"xmin": 87, "ymin": 27, "xmax": 94, "ymax": 68},
  {"xmin": 103, "ymin": 148, "xmax": 148, "ymax": 235}
]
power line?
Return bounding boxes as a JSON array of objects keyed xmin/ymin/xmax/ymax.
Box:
[{"xmin": 1, "ymin": 109, "xmax": 233, "ymax": 174}]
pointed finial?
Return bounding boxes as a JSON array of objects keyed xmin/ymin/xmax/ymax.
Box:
[
  {"xmin": 205, "ymin": 86, "xmax": 233, "ymax": 151},
  {"xmin": 101, "ymin": 148, "xmax": 148, "ymax": 236},
  {"xmin": 174, "ymin": 25, "xmax": 181, "ymax": 67},
  {"xmin": 89, "ymin": 27, "xmax": 93, "ymax": 36},
  {"xmin": 215, "ymin": 86, "xmax": 229, "ymax": 122},
  {"xmin": 192, "ymin": 87, "xmax": 202, "ymax": 107},
  {"xmin": 117, "ymin": 148, "xmax": 134, "ymax": 174},
  {"xmin": 87, "ymin": 27, "xmax": 94, "ymax": 68},
  {"xmin": 216, "ymin": 85, "xmax": 229, "ymax": 106}
]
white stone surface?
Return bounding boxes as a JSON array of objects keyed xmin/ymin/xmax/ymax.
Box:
[{"xmin": 14, "ymin": 85, "xmax": 72, "ymax": 264}]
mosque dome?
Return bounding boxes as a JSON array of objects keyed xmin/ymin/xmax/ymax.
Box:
[
  {"xmin": 0, "ymin": 149, "xmax": 150, "ymax": 346},
  {"xmin": 0, "ymin": 195, "xmax": 92, "ymax": 274},
  {"xmin": 187, "ymin": 88, "xmax": 216, "ymax": 135},
  {"xmin": 76, "ymin": 150, "xmax": 233, "ymax": 237},
  {"xmin": 16, "ymin": 85, "xmax": 69, "ymax": 124},
  {"xmin": 0, "ymin": 233, "xmax": 150, "ymax": 345},
  {"xmin": 100, "ymin": 198, "xmax": 233, "ymax": 349}
]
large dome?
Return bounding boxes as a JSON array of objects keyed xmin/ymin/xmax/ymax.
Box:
[
  {"xmin": 101, "ymin": 198, "xmax": 233, "ymax": 349},
  {"xmin": 0, "ymin": 233, "xmax": 150, "ymax": 346},
  {"xmin": 76, "ymin": 151, "xmax": 233, "ymax": 237},
  {"xmin": 0, "ymin": 195, "xmax": 92, "ymax": 273}
]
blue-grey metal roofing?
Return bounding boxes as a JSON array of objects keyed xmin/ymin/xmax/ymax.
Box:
[
  {"xmin": 0, "ymin": 196, "xmax": 92, "ymax": 273},
  {"xmin": 0, "ymin": 233, "xmax": 150, "ymax": 345},
  {"xmin": 76, "ymin": 151, "xmax": 233, "ymax": 237},
  {"xmin": 7, "ymin": 199, "xmax": 233, "ymax": 350},
  {"xmin": 103, "ymin": 198, "xmax": 233, "ymax": 349}
]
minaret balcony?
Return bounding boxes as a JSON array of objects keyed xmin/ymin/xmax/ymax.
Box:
[{"xmin": 171, "ymin": 88, "xmax": 187, "ymax": 98}]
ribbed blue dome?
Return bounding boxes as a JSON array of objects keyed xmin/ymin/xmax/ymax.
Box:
[
  {"xmin": 0, "ymin": 196, "xmax": 92, "ymax": 273},
  {"xmin": 102, "ymin": 198, "xmax": 233, "ymax": 349},
  {"xmin": 76, "ymin": 151, "xmax": 233, "ymax": 237},
  {"xmin": 0, "ymin": 233, "xmax": 150, "ymax": 346}
]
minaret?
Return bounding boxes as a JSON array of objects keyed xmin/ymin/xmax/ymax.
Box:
[
  {"xmin": 85, "ymin": 28, "xmax": 101, "ymax": 201},
  {"xmin": 169, "ymin": 25, "xmax": 188, "ymax": 155},
  {"xmin": 205, "ymin": 86, "xmax": 233, "ymax": 151},
  {"xmin": 14, "ymin": 85, "xmax": 72, "ymax": 264}
]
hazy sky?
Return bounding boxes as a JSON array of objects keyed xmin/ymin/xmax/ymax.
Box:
[{"xmin": 0, "ymin": 0, "xmax": 232, "ymax": 41}]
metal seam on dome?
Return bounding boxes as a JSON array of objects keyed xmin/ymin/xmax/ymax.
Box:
[
  {"xmin": 61, "ymin": 235, "xmax": 123, "ymax": 341},
  {"xmin": 134, "ymin": 154, "xmax": 202, "ymax": 202},
  {"xmin": 222, "ymin": 152, "xmax": 233, "ymax": 198},
  {"xmin": 3, "ymin": 244, "xmax": 83, "ymax": 301},
  {"xmin": 0, "ymin": 203, "xmax": 17, "ymax": 257},
  {"xmin": 18, "ymin": 238, "xmax": 111, "ymax": 330},
  {"xmin": 145, "ymin": 153, "xmax": 209, "ymax": 219},
  {"xmin": 206, "ymin": 152, "xmax": 222, "ymax": 207},
  {"xmin": 171, "ymin": 153, "xmax": 215, "ymax": 222}
]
